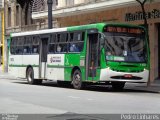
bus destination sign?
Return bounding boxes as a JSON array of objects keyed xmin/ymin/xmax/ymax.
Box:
[{"xmin": 104, "ymin": 26, "xmax": 144, "ymax": 34}]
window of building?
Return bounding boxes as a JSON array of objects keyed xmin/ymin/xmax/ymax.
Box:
[
  {"xmin": 8, "ymin": 7, "xmax": 11, "ymax": 27},
  {"xmin": 16, "ymin": 5, "xmax": 20, "ymax": 26},
  {"xmin": 52, "ymin": 0, "xmax": 58, "ymax": 9},
  {"xmin": 66, "ymin": 0, "xmax": 74, "ymax": 6},
  {"xmin": 56, "ymin": 0, "xmax": 58, "ymax": 6}
]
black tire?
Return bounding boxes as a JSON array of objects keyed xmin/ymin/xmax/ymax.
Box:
[
  {"xmin": 72, "ymin": 69, "xmax": 83, "ymax": 89},
  {"xmin": 112, "ymin": 82, "xmax": 125, "ymax": 90},
  {"xmin": 57, "ymin": 81, "xmax": 71, "ymax": 88},
  {"xmin": 35, "ymin": 79, "xmax": 42, "ymax": 85},
  {"xmin": 26, "ymin": 67, "xmax": 42, "ymax": 85},
  {"xmin": 57, "ymin": 81, "xmax": 64, "ymax": 86}
]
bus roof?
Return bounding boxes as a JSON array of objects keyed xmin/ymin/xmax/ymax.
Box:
[
  {"xmin": 11, "ymin": 28, "xmax": 67, "ymax": 37},
  {"xmin": 67, "ymin": 23, "xmax": 145, "ymax": 31},
  {"xmin": 11, "ymin": 23, "xmax": 145, "ymax": 37}
]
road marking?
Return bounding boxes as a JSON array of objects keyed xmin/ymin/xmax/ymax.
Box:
[
  {"xmin": 87, "ymin": 98, "xmax": 93, "ymax": 101},
  {"xmin": 68, "ymin": 96, "xmax": 94, "ymax": 101},
  {"xmin": 68, "ymin": 96, "xmax": 80, "ymax": 99}
]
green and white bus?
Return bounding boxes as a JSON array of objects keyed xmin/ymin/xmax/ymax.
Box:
[{"xmin": 8, "ymin": 23, "xmax": 150, "ymax": 90}]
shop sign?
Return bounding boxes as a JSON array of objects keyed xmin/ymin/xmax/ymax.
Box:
[{"xmin": 125, "ymin": 9, "xmax": 160, "ymax": 22}]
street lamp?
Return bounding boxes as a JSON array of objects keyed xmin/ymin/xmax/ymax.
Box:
[{"xmin": 47, "ymin": 0, "xmax": 53, "ymax": 29}]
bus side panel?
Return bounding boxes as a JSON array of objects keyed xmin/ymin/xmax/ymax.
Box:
[
  {"xmin": 87, "ymin": 69, "xmax": 101, "ymax": 81},
  {"xmin": 18, "ymin": 55, "xmax": 23, "ymax": 78},
  {"xmin": 8, "ymin": 55, "xmax": 16, "ymax": 77},
  {"xmin": 64, "ymin": 54, "xmax": 82, "ymax": 81},
  {"xmin": 22, "ymin": 55, "xmax": 39, "ymax": 79},
  {"xmin": 9, "ymin": 54, "xmax": 23, "ymax": 78},
  {"xmin": 46, "ymin": 54, "xmax": 65, "ymax": 81}
]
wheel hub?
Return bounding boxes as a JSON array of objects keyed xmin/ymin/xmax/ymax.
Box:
[{"xmin": 74, "ymin": 74, "xmax": 80, "ymax": 85}]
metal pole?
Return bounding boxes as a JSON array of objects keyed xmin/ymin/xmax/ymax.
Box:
[{"xmin": 47, "ymin": 0, "xmax": 53, "ymax": 29}]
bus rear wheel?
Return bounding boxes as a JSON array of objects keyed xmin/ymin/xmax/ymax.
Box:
[
  {"xmin": 27, "ymin": 67, "xmax": 42, "ymax": 85},
  {"xmin": 112, "ymin": 82, "xmax": 125, "ymax": 90},
  {"xmin": 72, "ymin": 69, "xmax": 83, "ymax": 89}
]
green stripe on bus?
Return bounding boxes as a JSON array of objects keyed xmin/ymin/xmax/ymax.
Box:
[
  {"xmin": 47, "ymin": 65, "xmax": 85, "ymax": 69},
  {"xmin": 9, "ymin": 64, "xmax": 39, "ymax": 67}
]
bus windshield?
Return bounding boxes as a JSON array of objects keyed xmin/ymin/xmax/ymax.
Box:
[{"xmin": 103, "ymin": 26, "xmax": 147, "ymax": 63}]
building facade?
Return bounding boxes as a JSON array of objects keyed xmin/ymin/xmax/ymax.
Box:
[
  {"xmin": 4, "ymin": 0, "xmax": 160, "ymax": 83},
  {"xmin": 0, "ymin": 0, "xmax": 4, "ymax": 66},
  {"xmin": 0, "ymin": 11, "xmax": 2, "ymax": 64}
]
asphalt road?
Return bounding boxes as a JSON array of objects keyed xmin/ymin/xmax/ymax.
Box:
[{"xmin": 0, "ymin": 77, "xmax": 160, "ymax": 119}]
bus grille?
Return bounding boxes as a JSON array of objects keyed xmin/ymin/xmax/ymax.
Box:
[{"xmin": 111, "ymin": 69, "xmax": 144, "ymax": 73}]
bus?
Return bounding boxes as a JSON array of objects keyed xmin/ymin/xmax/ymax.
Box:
[{"xmin": 8, "ymin": 23, "xmax": 150, "ymax": 90}]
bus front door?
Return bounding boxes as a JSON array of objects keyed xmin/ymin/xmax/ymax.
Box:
[
  {"xmin": 39, "ymin": 37, "xmax": 48, "ymax": 79},
  {"xmin": 86, "ymin": 32, "xmax": 100, "ymax": 81}
]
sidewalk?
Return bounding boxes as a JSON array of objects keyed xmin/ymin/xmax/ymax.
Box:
[
  {"xmin": 124, "ymin": 80, "xmax": 160, "ymax": 93},
  {"xmin": 0, "ymin": 65, "xmax": 16, "ymax": 79},
  {"xmin": 0, "ymin": 67, "xmax": 160, "ymax": 93},
  {"xmin": 0, "ymin": 65, "xmax": 3, "ymax": 73}
]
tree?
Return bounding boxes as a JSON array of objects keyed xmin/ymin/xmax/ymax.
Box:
[
  {"xmin": 135, "ymin": 0, "xmax": 153, "ymax": 30},
  {"xmin": 136, "ymin": 0, "xmax": 153, "ymax": 86},
  {"xmin": 135, "ymin": 0, "xmax": 147, "ymax": 27},
  {"xmin": 136, "ymin": 0, "xmax": 153, "ymax": 43}
]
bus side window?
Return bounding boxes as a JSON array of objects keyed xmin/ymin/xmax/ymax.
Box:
[
  {"xmin": 32, "ymin": 36, "xmax": 39, "ymax": 54},
  {"xmin": 69, "ymin": 31, "xmax": 84, "ymax": 53},
  {"xmin": 55, "ymin": 33, "xmax": 68, "ymax": 53},
  {"xmin": 70, "ymin": 33, "xmax": 74, "ymax": 42},
  {"xmin": 16, "ymin": 37, "xmax": 23, "ymax": 54},
  {"xmin": 73, "ymin": 32, "xmax": 84, "ymax": 41},
  {"xmin": 60, "ymin": 33, "xmax": 68, "ymax": 42},
  {"xmin": 49, "ymin": 44, "xmax": 55, "ymax": 53},
  {"xmin": 24, "ymin": 36, "xmax": 32, "ymax": 54},
  {"xmin": 57, "ymin": 34, "xmax": 60, "ymax": 42},
  {"xmin": 60, "ymin": 33, "xmax": 68, "ymax": 53},
  {"xmin": 56, "ymin": 44, "xmax": 61, "ymax": 52},
  {"xmin": 69, "ymin": 43, "xmax": 80, "ymax": 52},
  {"xmin": 49, "ymin": 34, "xmax": 56, "ymax": 53},
  {"xmin": 10, "ymin": 38, "xmax": 16, "ymax": 54}
]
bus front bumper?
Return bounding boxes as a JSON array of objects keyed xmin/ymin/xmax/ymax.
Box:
[{"xmin": 100, "ymin": 68, "xmax": 149, "ymax": 83}]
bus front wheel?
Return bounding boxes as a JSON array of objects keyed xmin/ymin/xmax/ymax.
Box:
[
  {"xmin": 72, "ymin": 69, "xmax": 83, "ymax": 90},
  {"xmin": 112, "ymin": 82, "xmax": 125, "ymax": 90}
]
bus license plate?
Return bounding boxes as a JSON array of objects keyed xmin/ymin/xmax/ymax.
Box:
[{"xmin": 124, "ymin": 74, "xmax": 132, "ymax": 78}]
